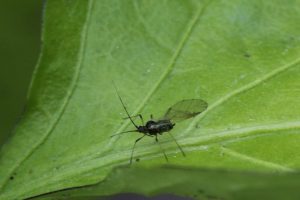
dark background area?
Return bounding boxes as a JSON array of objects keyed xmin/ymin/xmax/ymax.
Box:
[
  {"xmin": 0, "ymin": 0, "xmax": 43, "ymax": 146},
  {"xmin": 0, "ymin": 2, "xmax": 191, "ymax": 200}
]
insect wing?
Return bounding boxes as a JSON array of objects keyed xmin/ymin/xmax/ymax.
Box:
[{"xmin": 163, "ymin": 99, "xmax": 208, "ymax": 122}]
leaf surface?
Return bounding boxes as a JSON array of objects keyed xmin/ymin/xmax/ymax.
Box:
[
  {"xmin": 1, "ymin": 0, "xmax": 300, "ymax": 199},
  {"xmin": 34, "ymin": 166, "xmax": 300, "ymax": 200}
]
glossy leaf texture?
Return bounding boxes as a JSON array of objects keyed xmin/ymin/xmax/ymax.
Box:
[{"xmin": 1, "ymin": 0, "xmax": 300, "ymax": 199}]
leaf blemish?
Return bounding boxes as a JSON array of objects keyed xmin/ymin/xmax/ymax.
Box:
[{"xmin": 244, "ymin": 53, "xmax": 251, "ymax": 58}]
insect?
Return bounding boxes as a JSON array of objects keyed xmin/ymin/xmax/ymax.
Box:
[{"xmin": 111, "ymin": 85, "xmax": 208, "ymax": 164}]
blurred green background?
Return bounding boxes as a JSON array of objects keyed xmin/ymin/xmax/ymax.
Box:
[{"xmin": 0, "ymin": 0, "xmax": 43, "ymax": 147}]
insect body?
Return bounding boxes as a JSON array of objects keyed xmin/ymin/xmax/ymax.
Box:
[
  {"xmin": 112, "ymin": 85, "xmax": 208, "ymax": 164},
  {"xmin": 138, "ymin": 119, "xmax": 174, "ymax": 135}
]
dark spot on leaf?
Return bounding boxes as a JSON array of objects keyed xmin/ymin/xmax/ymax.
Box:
[
  {"xmin": 10, "ymin": 176, "xmax": 14, "ymax": 180},
  {"xmin": 198, "ymin": 189, "xmax": 204, "ymax": 194},
  {"xmin": 136, "ymin": 158, "xmax": 140, "ymax": 162},
  {"xmin": 244, "ymin": 53, "xmax": 251, "ymax": 58}
]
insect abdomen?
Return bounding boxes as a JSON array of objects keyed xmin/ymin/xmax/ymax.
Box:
[{"xmin": 147, "ymin": 120, "xmax": 174, "ymax": 134}]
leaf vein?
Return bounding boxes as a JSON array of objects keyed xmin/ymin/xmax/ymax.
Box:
[
  {"xmin": 220, "ymin": 146, "xmax": 294, "ymax": 172},
  {"xmin": 107, "ymin": 2, "xmax": 212, "ymax": 148},
  {"xmin": 185, "ymin": 56, "xmax": 300, "ymax": 133},
  {"xmin": 0, "ymin": 0, "xmax": 95, "ymax": 192}
]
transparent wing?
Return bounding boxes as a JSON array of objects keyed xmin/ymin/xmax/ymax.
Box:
[{"xmin": 162, "ymin": 99, "xmax": 208, "ymax": 122}]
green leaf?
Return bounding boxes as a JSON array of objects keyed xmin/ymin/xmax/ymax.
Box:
[
  {"xmin": 31, "ymin": 166, "xmax": 300, "ymax": 200},
  {"xmin": 1, "ymin": 0, "xmax": 300, "ymax": 199}
]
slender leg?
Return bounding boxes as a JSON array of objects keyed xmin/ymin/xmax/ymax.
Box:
[
  {"xmin": 168, "ymin": 132, "xmax": 186, "ymax": 157},
  {"xmin": 130, "ymin": 134, "xmax": 146, "ymax": 164},
  {"xmin": 110, "ymin": 130, "xmax": 137, "ymax": 138},
  {"xmin": 123, "ymin": 114, "xmax": 144, "ymax": 125},
  {"xmin": 155, "ymin": 135, "xmax": 168, "ymax": 162}
]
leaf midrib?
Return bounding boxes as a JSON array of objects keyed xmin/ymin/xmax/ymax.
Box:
[{"xmin": 6, "ymin": 120, "xmax": 300, "ymax": 200}]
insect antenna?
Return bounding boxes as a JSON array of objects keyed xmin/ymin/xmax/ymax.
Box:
[
  {"xmin": 113, "ymin": 82, "xmax": 138, "ymax": 129},
  {"xmin": 110, "ymin": 130, "xmax": 137, "ymax": 138},
  {"xmin": 168, "ymin": 132, "xmax": 186, "ymax": 157}
]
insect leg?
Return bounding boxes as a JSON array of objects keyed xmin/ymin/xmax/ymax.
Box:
[
  {"xmin": 123, "ymin": 114, "xmax": 144, "ymax": 126},
  {"xmin": 130, "ymin": 134, "xmax": 146, "ymax": 164},
  {"xmin": 168, "ymin": 132, "xmax": 186, "ymax": 157},
  {"xmin": 110, "ymin": 130, "xmax": 137, "ymax": 138},
  {"xmin": 155, "ymin": 135, "xmax": 168, "ymax": 162}
]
